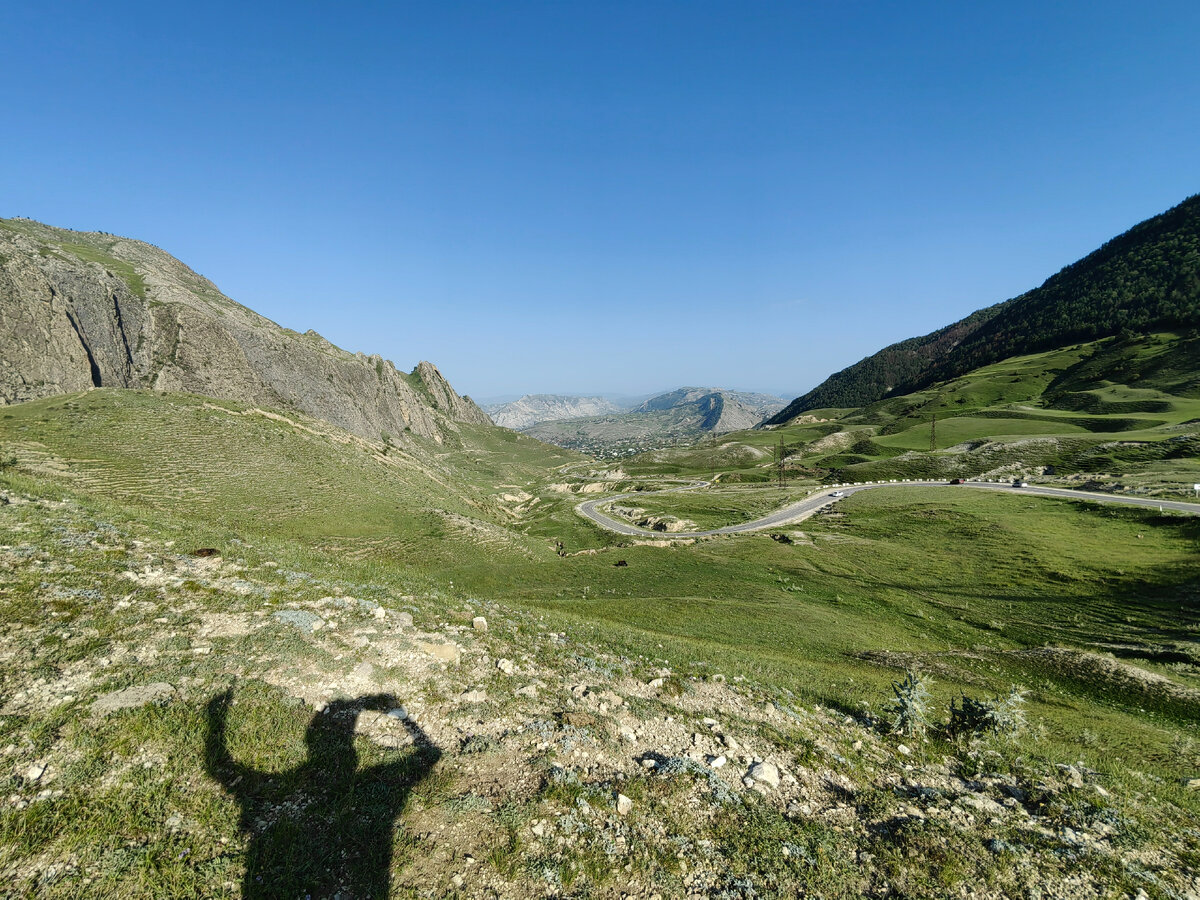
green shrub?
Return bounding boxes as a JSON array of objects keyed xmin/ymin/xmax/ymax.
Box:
[
  {"xmin": 890, "ymin": 669, "xmax": 931, "ymax": 737},
  {"xmin": 949, "ymin": 688, "xmax": 1027, "ymax": 739}
]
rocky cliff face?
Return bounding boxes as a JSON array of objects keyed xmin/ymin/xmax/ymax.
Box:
[
  {"xmin": 0, "ymin": 218, "xmax": 491, "ymax": 444},
  {"xmin": 485, "ymin": 394, "xmax": 622, "ymax": 429}
]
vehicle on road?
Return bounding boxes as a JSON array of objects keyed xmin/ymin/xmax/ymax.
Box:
[
  {"xmin": 830, "ymin": 490, "xmax": 845, "ymax": 498},
  {"xmin": 950, "ymin": 478, "xmax": 966, "ymax": 485},
  {"xmin": 1013, "ymin": 479, "xmax": 1030, "ymax": 487}
]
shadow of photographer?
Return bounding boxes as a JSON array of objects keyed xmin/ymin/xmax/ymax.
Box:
[{"xmin": 205, "ymin": 689, "xmax": 441, "ymax": 899}]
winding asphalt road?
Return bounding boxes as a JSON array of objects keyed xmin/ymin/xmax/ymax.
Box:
[{"xmin": 576, "ymin": 479, "xmax": 1200, "ymax": 539}]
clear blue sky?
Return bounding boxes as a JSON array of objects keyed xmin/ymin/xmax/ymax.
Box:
[{"xmin": 4, "ymin": 2, "xmax": 1199, "ymax": 401}]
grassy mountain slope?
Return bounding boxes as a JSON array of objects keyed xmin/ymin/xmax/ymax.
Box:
[
  {"xmin": 768, "ymin": 193, "xmax": 1200, "ymax": 422},
  {"xmin": 625, "ymin": 331, "xmax": 1200, "ymax": 493},
  {"xmin": 1, "ymin": 388, "xmax": 1199, "ymax": 896}
]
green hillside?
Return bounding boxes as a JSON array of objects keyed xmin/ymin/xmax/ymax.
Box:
[
  {"xmin": 3, "ymin": 387, "xmax": 1200, "ymax": 896},
  {"xmin": 768, "ymin": 193, "xmax": 1200, "ymax": 421},
  {"xmin": 628, "ymin": 331, "xmax": 1200, "ymax": 494}
]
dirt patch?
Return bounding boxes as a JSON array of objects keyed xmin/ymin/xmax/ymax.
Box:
[
  {"xmin": 92, "ymin": 682, "xmax": 175, "ymax": 715},
  {"xmin": 1014, "ymin": 647, "xmax": 1200, "ymax": 704}
]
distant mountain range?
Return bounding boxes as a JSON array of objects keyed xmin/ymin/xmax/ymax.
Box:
[
  {"xmin": 767, "ymin": 193, "xmax": 1200, "ymax": 424},
  {"xmin": 517, "ymin": 387, "xmax": 786, "ymax": 456},
  {"xmin": 485, "ymin": 394, "xmax": 624, "ymax": 429},
  {"xmin": 0, "ymin": 218, "xmax": 489, "ymax": 445}
]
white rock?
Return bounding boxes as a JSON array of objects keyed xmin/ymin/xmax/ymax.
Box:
[
  {"xmin": 460, "ymin": 689, "xmax": 487, "ymax": 703},
  {"xmin": 709, "ymin": 755, "xmax": 727, "ymax": 769},
  {"xmin": 621, "ymin": 730, "xmax": 637, "ymax": 743},
  {"xmin": 387, "ymin": 707, "xmax": 408, "ymax": 720},
  {"xmin": 531, "ymin": 821, "xmax": 545, "ymax": 837},
  {"xmin": 748, "ymin": 761, "xmax": 780, "ymax": 788},
  {"xmin": 497, "ymin": 658, "xmax": 517, "ymax": 675},
  {"xmin": 648, "ymin": 678, "xmax": 664, "ymax": 689},
  {"xmin": 25, "ymin": 762, "xmax": 46, "ymax": 782},
  {"xmin": 515, "ymin": 684, "xmax": 539, "ymax": 698},
  {"xmin": 897, "ymin": 744, "xmax": 912, "ymax": 756},
  {"xmin": 394, "ymin": 611, "xmax": 413, "ymax": 627},
  {"xmin": 472, "ymin": 616, "xmax": 488, "ymax": 632},
  {"xmin": 852, "ymin": 740, "xmax": 863, "ymax": 751},
  {"xmin": 641, "ymin": 758, "xmax": 657, "ymax": 769},
  {"xmin": 616, "ymin": 794, "xmax": 633, "ymax": 816},
  {"xmin": 373, "ymin": 606, "xmax": 387, "ymax": 620},
  {"xmin": 722, "ymin": 734, "xmax": 740, "ymax": 751}
]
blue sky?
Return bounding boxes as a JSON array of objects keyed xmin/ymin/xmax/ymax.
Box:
[{"xmin": 4, "ymin": 2, "xmax": 1199, "ymax": 401}]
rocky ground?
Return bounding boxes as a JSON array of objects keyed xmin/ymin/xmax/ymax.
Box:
[{"xmin": 1, "ymin": 488, "xmax": 1198, "ymax": 898}]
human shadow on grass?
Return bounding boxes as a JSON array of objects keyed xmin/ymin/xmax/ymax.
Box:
[{"xmin": 205, "ymin": 690, "xmax": 441, "ymax": 899}]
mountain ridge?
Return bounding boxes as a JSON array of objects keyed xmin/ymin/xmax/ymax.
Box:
[
  {"xmin": 0, "ymin": 217, "xmax": 490, "ymax": 445},
  {"xmin": 767, "ymin": 193, "xmax": 1200, "ymax": 424},
  {"xmin": 485, "ymin": 394, "xmax": 623, "ymax": 429},
  {"xmin": 520, "ymin": 387, "xmax": 785, "ymax": 456}
]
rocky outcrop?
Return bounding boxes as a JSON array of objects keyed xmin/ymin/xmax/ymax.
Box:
[
  {"xmin": 485, "ymin": 394, "xmax": 623, "ymax": 429},
  {"xmin": 0, "ymin": 218, "xmax": 490, "ymax": 444}
]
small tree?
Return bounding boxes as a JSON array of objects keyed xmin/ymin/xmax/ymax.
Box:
[{"xmin": 890, "ymin": 669, "xmax": 931, "ymax": 737}]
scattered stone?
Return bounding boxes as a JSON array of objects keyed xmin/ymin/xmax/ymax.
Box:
[
  {"xmin": 641, "ymin": 758, "xmax": 657, "ymax": 770},
  {"xmin": 387, "ymin": 707, "xmax": 408, "ymax": 720},
  {"xmin": 472, "ymin": 616, "xmax": 488, "ymax": 632},
  {"xmin": 373, "ymin": 606, "xmax": 387, "ymax": 620},
  {"xmin": 616, "ymin": 794, "xmax": 633, "ymax": 816},
  {"xmin": 417, "ymin": 641, "xmax": 460, "ymax": 664},
  {"xmin": 722, "ymin": 734, "xmax": 740, "ymax": 752},
  {"xmin": 558, "ymin": 711, "xmax": 596, "ymax": 728},
  {"xmin": 748, "ymin": 761, "xmax": 780, "ymax": 788},
  {"xmin": 1056, "ymin": 764, "xmax": 1085, "ymax": 788},
  {"xmin": 709, "ymin": 755, "xmax": 727, "ymax": 769},
  {"xmin": 92, "ymin": 682, "xmax": 175, "ymax": 715},
  {"xmin": 460, "ymin": 689, "xmax": 487, "ymax": 704},
  {"xmin": 515, "ymin": 684, "xmax": 539, "ymax": 698},
  {"xmin": 897, "ymin": 744, "xmax": 912, "ymax": 756},
  {"xmin": 352, "ymin": 661, "xmax": 375, "ymax": 680},
  {"xmin": 1185, "ymin": 778, "xmax": 1200, "ymax": 791},
  {"xmin": 621, "ymin": 729, "xmax": 637, "ymax": 743},
  {"xmin": 497, "ymin": 658, "xmax": 517, "ymax": 675},
  {"xmin": 531, "ymin": 821, "xmax": 545, "ymax": 837},
  {"xmin": 394, "ymin": 611, "xmax": 414, "ymax": 627},
  {"xmin": 272, "ymin": 609, "xmax": 324, "ymax": 633},
  {"xmin": 648, "ymin": 678, "xmax": 665, "ymax": 689},
  {"xmin": 852, "ymin": 740, "xmax": 863, "ymax": 751},
  {"xmin": 25, "ymin": 762, "xmax": 46, "ymax": 782}
]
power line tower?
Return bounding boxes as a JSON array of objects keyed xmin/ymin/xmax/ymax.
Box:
[{"xmin": 929, "ymin": 414, "xmax": 937, "ymax": 452}]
